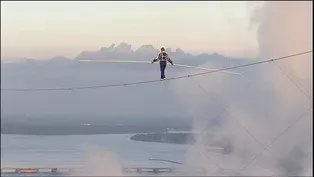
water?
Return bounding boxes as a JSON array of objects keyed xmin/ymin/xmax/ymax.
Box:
[
  {"xmin": 1, "ymin": 134, "xmax": 192, "ymax": 176},
  {"xmin": 1, "ymin": 134, "xmax": 273, "ymax": 176}
]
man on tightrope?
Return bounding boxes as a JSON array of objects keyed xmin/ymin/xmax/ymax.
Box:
[{"xmin": 152, "ymin": 47, "xmax": 173, "ymax": 80}]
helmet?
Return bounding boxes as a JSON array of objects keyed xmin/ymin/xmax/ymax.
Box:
[{"xmin": 160, "ymin": 47, "xmax": 165, "ymax": 51}]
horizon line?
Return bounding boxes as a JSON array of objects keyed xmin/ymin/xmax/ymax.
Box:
[{"xmin": 1, "ymin": 42, "xmax": 257, "ymax": 61}]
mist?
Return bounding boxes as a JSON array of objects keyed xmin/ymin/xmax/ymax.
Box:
[
  {"xmin": 70, "ymin": 146, "xmax": 124, "ymax": 176},
  {"xmin": 169, "ymin": 1, "xmax": 312, "ymax": 176},
  {"xmin": 1, "ymin": 1, "xmax": 312, "ymax": 175},
  {"xmin": 1, "ymin": 43, "xmax": 249, "ymax": 131}
]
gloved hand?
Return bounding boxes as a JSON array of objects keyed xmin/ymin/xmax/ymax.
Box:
[{"xmin": 152, "ymin": 59, "xmax": 157, "ymax": 63}]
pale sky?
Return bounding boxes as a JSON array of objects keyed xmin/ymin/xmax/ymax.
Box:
[{"xmin": 1, "ymin": 1, "xmax": 259, "ymax": 59}]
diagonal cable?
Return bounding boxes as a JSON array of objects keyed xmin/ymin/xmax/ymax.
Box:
[
  {"xmin": 235, "ymin": 107, "xmax": 312, "ymax": 176},
  {"xmin": 271, "ymin": 60, "xmax": 312, "ymax": 101},
  {"xmin": 1, "ymin": 51, "xmax": 312, "ymax": 92}
]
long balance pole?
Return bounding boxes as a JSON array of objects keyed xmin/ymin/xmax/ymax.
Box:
[{"xmin": 79, "ymin": 59, "xmax": 241, "ymax": 76}]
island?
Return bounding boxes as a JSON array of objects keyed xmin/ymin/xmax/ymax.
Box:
[{"xmin": 130, "ymin": 132, "xmax": 233, "ymax": 154}]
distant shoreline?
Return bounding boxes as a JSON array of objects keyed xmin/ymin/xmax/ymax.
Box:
[
  {"xmin": 130, "ymin": 132, "xmax": 194, "ymax": 145},
  {"xmin": 130, "ymin": 132, "xmax": 233, "ymax": 154},
  {"xmin": 0, "ymin": 124, "xmax": 191, "ymax": 136}
]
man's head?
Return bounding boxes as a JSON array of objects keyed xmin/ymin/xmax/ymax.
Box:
[{"xmin": 160, "ymin": 47, "xmax": 165, "ymax": 52}]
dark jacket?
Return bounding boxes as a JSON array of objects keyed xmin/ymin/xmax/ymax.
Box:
[{"xmin": 152, "ymin": 51, "xmax": 173, "ymax": 64}]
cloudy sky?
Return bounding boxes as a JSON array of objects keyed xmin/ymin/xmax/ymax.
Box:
[
  {"xmin": 1, "ymin": 1, "xmax": 312, "ymax": 175},
  {"xmin": 1, "ymin": 1, "xmax": 260, "ymax": 59}
]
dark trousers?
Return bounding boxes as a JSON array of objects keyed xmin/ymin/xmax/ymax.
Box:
[{"xmin": 160, "ymin": 61, "xmax": 167, "ymax": 79}]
